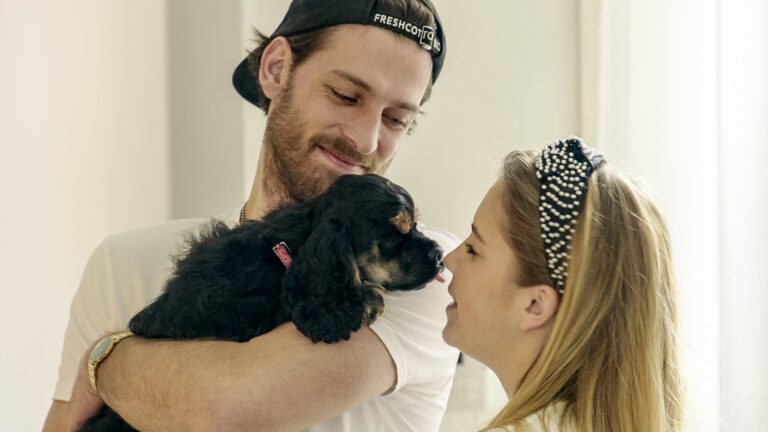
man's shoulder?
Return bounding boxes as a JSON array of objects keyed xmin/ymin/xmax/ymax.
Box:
[
  {"xmin": 101, "ymin": 218, "xmax": 202, "ymax": 258},
  {"xmin": 99, "ymin": 209, "xmax": 240, "ymax": 264}
]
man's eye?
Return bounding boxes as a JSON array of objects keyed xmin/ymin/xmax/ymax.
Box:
[
  {"xmin": 385, "ymin": 113, "xmax": 408, "ymax": 130},
  {"xmin": 331, "ymin": 89, "xmax": 357, "ymax": 104},
  {"xmin": 390, "ymin": 116, "xmax": 407, "ymax": 127}
]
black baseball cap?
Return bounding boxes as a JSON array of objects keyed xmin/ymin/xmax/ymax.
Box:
[{"xmin": 233, "ymin": 0, "xmax": 446, "ymax": 108}]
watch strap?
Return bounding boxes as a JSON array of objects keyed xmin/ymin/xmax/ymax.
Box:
[{"xmin": 88, "ymin": 331, "xmax": 134, "ymax": 392}]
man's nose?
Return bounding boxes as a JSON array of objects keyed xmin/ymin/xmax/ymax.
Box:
[{"xmin": 341, "ymin": 111, "xmax": 381, "ymax": 155}]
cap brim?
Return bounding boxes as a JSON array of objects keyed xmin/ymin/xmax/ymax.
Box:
[{"xmin": 232, "ymin": 57, "xmax": 263, "ymax": 108}]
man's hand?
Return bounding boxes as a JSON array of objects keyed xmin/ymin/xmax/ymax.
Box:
[{"xmin": 66, "ymin": 351, "xmax": 104, "ymax": 432}]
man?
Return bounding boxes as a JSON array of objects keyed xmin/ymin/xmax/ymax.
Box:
[{"xmin": 43, "ymin": 1, "xmax": 459, "ymax": 430}]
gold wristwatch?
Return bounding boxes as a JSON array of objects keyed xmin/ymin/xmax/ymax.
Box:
[{"xmin": 88, "ymin": 331, "xmax": 134, "ymax": 392}]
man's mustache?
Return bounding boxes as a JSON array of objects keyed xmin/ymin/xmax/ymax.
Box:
[{"xmin": 309, "ymin": 134, "xmax": 381, "ymax": 172}]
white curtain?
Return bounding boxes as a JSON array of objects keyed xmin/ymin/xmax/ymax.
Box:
[
  {"xmin": 581, "ymin": 0, "xmax": 768, "ymax": 430},
  {"xmin": 717, "ymin": 1, "xmax": 768, "ymax": 430}
]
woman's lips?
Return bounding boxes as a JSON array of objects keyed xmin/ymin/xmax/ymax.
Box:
[{"xmin": 446, "ymin": 286, "xmax": 456, "ymax": 311}]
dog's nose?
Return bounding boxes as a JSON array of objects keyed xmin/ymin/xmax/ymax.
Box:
[{"xmin": 431, "ymin": 249, "xmax": 443, "ymax": 265}]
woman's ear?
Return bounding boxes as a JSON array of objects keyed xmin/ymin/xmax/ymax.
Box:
[
  {"xmin": 259, "ymin": 36, "xmax": 293, "ymax": 102},
  {"xmin": 518, "ymin": 284, "xmax": 560, "ymax": 332}
]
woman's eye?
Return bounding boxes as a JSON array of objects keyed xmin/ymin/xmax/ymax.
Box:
[{"xmin": 464, "ymin": 242, "xmax": 476, "ymax": 255}]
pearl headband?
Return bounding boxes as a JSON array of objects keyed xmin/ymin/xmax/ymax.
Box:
[{"xmin": 535, "ymin": 136, "xmax": 605, "ymax": 294}]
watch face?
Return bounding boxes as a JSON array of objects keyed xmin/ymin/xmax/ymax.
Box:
[{"xmin": 89, "ymin": 337, "xmax": 113, "ymax": 362}]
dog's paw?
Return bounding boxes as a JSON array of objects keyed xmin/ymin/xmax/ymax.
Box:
[
  {"xmin": 311, "ymin": 328, "xmax": 356, "ymax": 344},
  {"xmin": 301, "ymin": 320, "xmax": 360, "ymax": 344},
  {"xmin": 293, "ymin": 302, "xmax": 364, "ymax": 344},
  {"xmin": 361, "ymin": 284, "xmax": 385, "ymax": 325}
]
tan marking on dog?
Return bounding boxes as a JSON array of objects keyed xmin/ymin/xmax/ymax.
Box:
[
  {"xmin": 352, "ymin": 260, "xmax": 363, "ymax": 286},
  {"xmin": 390, "ymin": 211, "xmax": 412, "ymax": 234},
  {"xmin": 362, "ymin": 285, "xmax": 386, "ymax": 325},
  {"xmin": 365, "ymin": 265, "xmax": 390, "ymax": 285},
  {"xmin": 357, "ymin": 245, "xmax": 401, "ymax": 286}
]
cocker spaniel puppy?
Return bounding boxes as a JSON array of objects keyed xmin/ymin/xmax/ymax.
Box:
[{"xmin": 79, "ymin": 174, "xmax": 444, "ymax": 431}]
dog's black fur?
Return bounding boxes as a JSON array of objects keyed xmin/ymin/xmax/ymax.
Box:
[{"xmin": 78, "ymin": 174, "xmax": 444, "ymax": 431}]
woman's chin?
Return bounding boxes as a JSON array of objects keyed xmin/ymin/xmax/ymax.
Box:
[{"xmin": 441, "ymin": 325, "xmax": 460, "ymax": 349}]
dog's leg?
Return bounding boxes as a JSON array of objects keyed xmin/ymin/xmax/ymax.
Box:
[
  {"xmin": 360, "ymin": 283, "xmax": 385, "ymax": 325},
  {"xmin": 289, "ymin": 293, "xmax": 366, "ymax": 344}
]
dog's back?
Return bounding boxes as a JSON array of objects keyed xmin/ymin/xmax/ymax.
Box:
[{"xmin": 129, "ymin": 220, "xmax": 293, "ymax": 341}]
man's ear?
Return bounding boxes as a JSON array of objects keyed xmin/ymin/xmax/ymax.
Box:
[
  {"xmin": 518, "ymin": 284, "xmax": 560, "ymax": 332},
  {"xmin": 259, "ymin": 36, "xmax": 293, "ymax": 102}
]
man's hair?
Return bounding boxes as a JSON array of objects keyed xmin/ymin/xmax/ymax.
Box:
[
  {"xmin": 482, "ymin": 151, "xmax": 685, "ymax": 432},
  {"xmin": 245, "ymin": 0, "xmax": 437, "ymax": 114}
]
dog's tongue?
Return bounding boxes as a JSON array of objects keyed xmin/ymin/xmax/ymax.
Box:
[{"xmin": 434, "ymin": 274, "xmax": 445, "ymax": 283}]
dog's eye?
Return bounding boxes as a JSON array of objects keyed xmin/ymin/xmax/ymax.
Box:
[{"xmin": 380, "ymin": 238, "xmax": 402, "ymax": 253}]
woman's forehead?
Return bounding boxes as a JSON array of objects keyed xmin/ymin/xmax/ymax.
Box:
[{"xmin": 474, "ymin": 181, "xmax": 509, "ymax": 242}]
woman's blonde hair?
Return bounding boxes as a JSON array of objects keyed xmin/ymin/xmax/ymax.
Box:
[{"xmin": 482, "ymin": 150, "xmax": 684, "ymax": 432}]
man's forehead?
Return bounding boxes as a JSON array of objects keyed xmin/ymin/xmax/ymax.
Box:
[
  {"xmin": 309, "ymin": 25, "xmax": 432, "ymax": 101},
  {"xmin": 327, "ymin": 69, "xmax": 420, "ymax": 113}
]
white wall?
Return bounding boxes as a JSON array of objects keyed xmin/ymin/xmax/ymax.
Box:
[
  {"xmin": 167, "ymin": 0, "xmax": 245, "ymax": 219},
  {"xmin": 718, "ymin": 0, "xmax": 768, "ymax": 429},
  {"xmin": 0, "ymin": 0, "xmax": 169, "ymax": 429}
]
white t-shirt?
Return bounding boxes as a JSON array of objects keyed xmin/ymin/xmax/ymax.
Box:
[{"xmin": 53, "ymin": 208, "xmax": 460, "ymax": 432}]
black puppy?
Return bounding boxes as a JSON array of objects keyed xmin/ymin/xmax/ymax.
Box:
[{"xmin": 78, "ymin": 174, "xmax": 444, "ymax": 431}]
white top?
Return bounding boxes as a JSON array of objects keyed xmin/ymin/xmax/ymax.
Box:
[
  {"xmin": 53, "ymin": 208, "xmax": 460, "ymax": 432},
  {"xmin": 486, "ymin": 402, "xmax": 571, "ymax": 432}
]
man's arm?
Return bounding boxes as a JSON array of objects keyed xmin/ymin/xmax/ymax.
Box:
[
  {"xmin": 42, "ymin": 400, "xmax": 69, "ymax": 432},
  {"xmin": 80, "ymin": 322, "xmax": 395, "ymax": 432}
]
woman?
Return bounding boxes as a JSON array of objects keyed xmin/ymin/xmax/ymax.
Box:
[{"xmin": 443, "ymin": 137, "xmax": 684, "ymax": 431}]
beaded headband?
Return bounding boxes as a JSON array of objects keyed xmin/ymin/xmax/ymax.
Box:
[{"xmin": 535, "ymin": 136, "xmax": 605, "ymax": 294}]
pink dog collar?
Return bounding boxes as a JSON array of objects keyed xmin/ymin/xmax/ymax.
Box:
[{"xmin": 273, "ymin": 242, "xmax": 293, "ymax": 270}]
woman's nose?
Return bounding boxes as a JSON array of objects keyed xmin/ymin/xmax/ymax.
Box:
[{"xmin": 444, "ymin": 246, "xmax": 459, "ymax": 271}]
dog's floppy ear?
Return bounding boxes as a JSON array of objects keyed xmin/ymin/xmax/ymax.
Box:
[
  {"xmin": 260, "ymin": 195, "xmax": 321, "ymax": 241},
  {"xmin": 280, "ymin": 217, "xmax": 368, "ymax": 343}
]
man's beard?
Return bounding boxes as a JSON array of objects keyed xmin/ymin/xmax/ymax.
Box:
[{"xmin": 262, "ymin": 79, "xmax": 391, "ymax": 203}]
